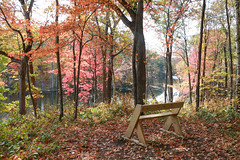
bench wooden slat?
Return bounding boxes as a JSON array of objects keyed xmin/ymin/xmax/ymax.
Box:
[
  {"xmin": 139, "ymin": 112, "xmax": 177, "ymax": 120},
  {"xmin": 141, "ymin": 102, "xmax": 184, "ymax": 112}
]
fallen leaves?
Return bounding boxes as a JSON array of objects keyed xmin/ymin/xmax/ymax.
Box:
[
  {"xmin": 36, "ymin": 116, "xmax": 239, "ymax": 159},
  {"xmin": 3, "ymin": 114, "xmax": 239, "ymax": 159}
]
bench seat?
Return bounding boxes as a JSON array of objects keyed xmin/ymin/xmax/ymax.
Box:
[{"xmin": 139, "ymin": 112, "xmax": 177, "ymax": 120}]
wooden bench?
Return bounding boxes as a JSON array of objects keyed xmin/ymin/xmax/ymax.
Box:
[{"xmin": 123, "ymin": 102, "xmax": 184, "ymax": 145}]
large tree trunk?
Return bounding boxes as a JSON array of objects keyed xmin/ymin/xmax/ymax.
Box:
[
  {"xmin": 110, "ymin": 0, "xmax": 146, "ymax": 105},
  {"xmin": 135, "ymin": 0, "xmax": 146, "ymax": 105},
  {"xmin": 196, "ymin": 0, "xmax": 206, "ymax": 112},
  {"xmin": 17, "ymin": 0, "xmax": 35, "ymax": 115},
  {"xmin": 132, "ymin": 29, "xmax": 138, "ymax": 105},
  {"xmin": 235, "ymin": 0, "xmax": 240, "ymax": 111},
  {"xmin": 19, "ymin": 57, "xmax": 27, "ymax": 115}
]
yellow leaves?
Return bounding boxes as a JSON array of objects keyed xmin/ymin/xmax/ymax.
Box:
[
  {"xmin": 0, "ymin": 81, "xmax": 5, "ymax": 86},
  {"xmin": 202, "ymin": 42, "xmax": 207, "ymax": 50}
]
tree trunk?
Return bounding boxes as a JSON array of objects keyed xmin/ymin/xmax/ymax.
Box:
[
  {"xmin": 73, "ymin": 40, "xmax": 78, "ymax": 119},
  {"xmin": 19, "ymin": 56, "xmax": 27, "ymax": 115},
  {"xmin": 106, "ymin": 47, "xmax": 113, "ymax": 103},
  {"xmin": 102, "ymin": 48, "xmax": 107, "ymax": 102},
  {"xmin": 17, "ymin": 0, "xmax": 35, "ymax": 115},
  {"xmin": 196, "ymin": 0, "xmax": 206, "ymax": 112},
  {"xmin": 226, "ymin": 0, "xmax": 234, "ymax": 101},
  {"xmin": 56, "ymin": 0, "xmax": 64, "ymax": 121},
  {"xmin": 94, "ymin": 14, "xmax": 108, "ymax": 103},
  {"xmin": 201, "ymin": 30, "xmax": 209, "ymax": 101},
  {"xmin": 74, "ymin": 39, "xmax": 83, "ymax": 119},
  {"xmin": 27, "ymin": 62, "xmax": 37, "ymax": 118},
  {"xmin": 94, "ymin": 50, "xmax": 97, "ymax": 103},
  {"xmin": 135, "ymin": 0, "xmax": 146, "ymax": 105},
  {"xmin": 223, "ymin": 45, "xmax": 228, "ymax": 91},
  {"xmin": 103, "ymin": 14, "xmax": 109, "ymax": 102},
  {"xmin": 132, "ymin": 29, "xmax": 138, "ymax": 105},
  {"xmin": 29, "ymin": 61, "xmax": 37, "ymax": 113},
  {"xmin": 182, "ymin": 18, "xmax": 192, "ymax": 104},
  {"xmin": 164, "ymin": 55, "xmax": 168, "ymax": 103},
  {"xmin": 168, "ymin": 41, "xmax": 173, "ymax": 102},
  {"xmin": 110, "ymin": 0, "xmax": 146, "ymax": 105},
  {"xmin": 235, "ymin": 0, "xmax": 240, "ymax": 111}
]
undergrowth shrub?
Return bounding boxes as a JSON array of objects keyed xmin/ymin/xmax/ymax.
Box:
[
  {"xmin": 80, "ymin": 94, "xmax": 133, "ymax": 123},
  {"xmin": 197, "ymin": 98, "xmax": 239, "ymax": 122},
  {"xmin": 0, "ymin": 107, "xmax": 62, "ymax": 159}
]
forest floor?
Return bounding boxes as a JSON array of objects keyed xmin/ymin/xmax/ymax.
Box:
[
  {"xmin": 1, "ymin": 106, "xmax": 240, "ymax": 159},
  {"xmin": 43, "ymin": 114, "xmax": 239, "ymax": 159}
]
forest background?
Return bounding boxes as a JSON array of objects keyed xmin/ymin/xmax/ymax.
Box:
[{"xmin": 0, "ymin": 0, "xmax": 239, "ymax": 159}]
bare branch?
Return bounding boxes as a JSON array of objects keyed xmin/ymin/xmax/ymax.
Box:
[
  {"xmin": 0, "ymin": 50, "xmax": 21, "ymax": 63},
  {"xmin": 82, "ymin": 34, "xmax": 94, "ymax": 47},
  {"xmin": 108, "ymin": 1, "xmax": 134, "ymax": 32},
  {"xmin": 28, "ymin": 0, "xmax": 34, "ymax": 13},
  {"xmin": 19, "ymin": 0, "xmax": 27, "ymax": 14},
  {"xmin": 118, "ymin": 0, "xmax": 136, "ymax": 20},
  {"xmin": 113, "ymin": 43, "xmax": 131, "ymax": 57}
]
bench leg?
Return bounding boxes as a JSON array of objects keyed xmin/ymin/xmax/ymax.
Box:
[
  {"xmin": 125, "ymin": 105, "xmax": 142, "ymax": 138},
  {"xmin": 171, "ymin": 116, "xmax": 184, "ymax": 136},
  {"xmin": 163, "ymin": 116, "xmax": 172, "ymax": 130},
  {"xmin": 136, "ymin": 120, "xmax": 146, "ymax": 145},
  {"xmin": 163, "ymin": 116, "xmax": 183, "ymax": 136}
]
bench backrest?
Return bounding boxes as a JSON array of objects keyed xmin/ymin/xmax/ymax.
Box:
[{"xmin": 140, "ymin": 102, "xmax": 184, "ymax": 113}]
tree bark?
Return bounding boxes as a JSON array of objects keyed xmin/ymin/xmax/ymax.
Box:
[
  {"xmin": 223, "ymin": 45, "xmax": 228, "ymax": 90},
  {"xmin": 29, "ymin": 61, "xmax": 37, "ymax": 113},
  {"xmin": 18, "ymin": 0, "xmax": 34, "ymax": 115},
  {"xmin": 19, "ymin": 57, "xmax": 27, "ymax": 115},
  {"xmin": 226, "ymin": 0, "xmax": 234, "ymax": 101},
  {"xmin": 73, "ymin": 39, "xmax": 77, "ymax": 119},
  {"xmin": 164, "ymin": 55, "xmax": 168, "ymax": 103},
  {"xmin": 27, "ymin": 62, "xmax": 37, "ymax": 118},
  {"xmin": 168, "ymin": 41, "xmax": 173, "ymax": 102},
  {"xmin": 56, "ymin": 0, "xmax": 64, "ymax": 121},
  {"xmin": 235, "ymin": 0, "xmax": 240, "ymax": 111},
  {"xmin": 182, "ymin": 18, "xmax": 192, "ymax": 104},
  {"xmin": 135, "ymin": 0, "xmax": 146, "ymax": 105},
  {"xmin": 196, "ymin": 0, "xmax": 206, "ymax": 112},
  {"xmin": 106, "ymin": 53, "xmax": 113, "ymax": 103},
  {"xmin": 132, "ymin": 26, "xmax": 138, "ymax": 105},
  {"xmin": 201, "ymin": 30, "xmax": 209, "ymax": 101}
]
